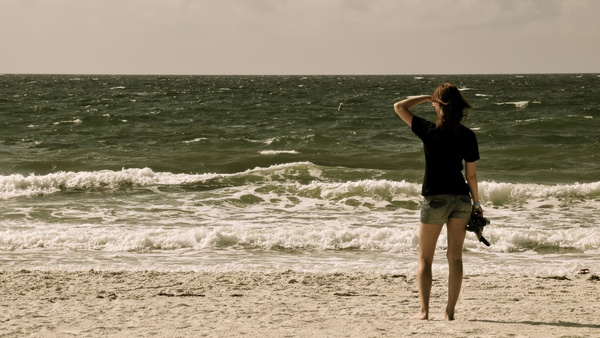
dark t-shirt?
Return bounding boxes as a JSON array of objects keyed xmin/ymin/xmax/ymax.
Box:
[{"xmin": 411, "ymin": 115, "xmax": 480, "ymax": 196}]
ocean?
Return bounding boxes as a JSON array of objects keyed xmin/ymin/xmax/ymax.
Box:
[{"xmin": 1, "ymin": 74, "xmax": 599, "ymax": 276}]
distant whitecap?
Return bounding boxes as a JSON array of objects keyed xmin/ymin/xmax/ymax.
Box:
[
  {"xmin": 259, "ymin": 150, "xmax": 299, "ymax": 155},
  {"xmin": 495, "ymin": 101, "xmax": 529, "ymax": 108},
  {"xmin": 182, "ymin": 138, "xmax": 208, "ymax": 144}
]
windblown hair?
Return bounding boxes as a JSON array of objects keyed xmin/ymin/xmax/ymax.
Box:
[{"xmin": 432, "ymin": 83, "xmax": 472, "ymax": 131}]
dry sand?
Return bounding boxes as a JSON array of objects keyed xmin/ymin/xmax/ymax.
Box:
[{"xmin": 1, "ymin": 270, "xmax": 599, "ymax": 337}]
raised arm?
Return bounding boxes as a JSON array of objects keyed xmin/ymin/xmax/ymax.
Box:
[{"xmin": 393, "ymin": 95, "xmax": 432, "ymax": 127}]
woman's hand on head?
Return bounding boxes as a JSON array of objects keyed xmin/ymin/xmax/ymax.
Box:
[{"xmin": 393, "ymin": 95, "xmax": 433, "ymax": 127}]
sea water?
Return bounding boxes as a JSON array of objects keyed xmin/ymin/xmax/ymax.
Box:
[{"xmin": 1, "ymin": 74, "xmax": 599, "ymax": 276}]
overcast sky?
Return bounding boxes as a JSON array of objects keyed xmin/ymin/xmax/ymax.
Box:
[{"xmin": 1, "ymin": 0, "xmax": 598, "ymax": 75}]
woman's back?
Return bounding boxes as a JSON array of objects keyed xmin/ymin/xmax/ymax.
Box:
[{"xmin": 411, "ymin": 115, "xmax": 479, "ymax": 196}]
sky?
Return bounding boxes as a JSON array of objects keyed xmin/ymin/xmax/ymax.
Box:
[{"xmin": 1, "ymin": 0, "xmax": 599, "ymax": 75}]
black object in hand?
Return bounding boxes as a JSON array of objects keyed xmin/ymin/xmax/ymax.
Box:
[{"xmin": 467, "ymin": 211, "xmax": 491, "ymax": 246}]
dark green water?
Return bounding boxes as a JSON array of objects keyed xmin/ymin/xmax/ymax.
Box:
[{"xmin": 1, "ymin": 74, "xmax": 599, "ymax": 273}]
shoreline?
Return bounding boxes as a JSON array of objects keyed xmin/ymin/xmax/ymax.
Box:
[{"xmin": 2, "ymin": 270, "xmax": 599, "ymax": 337}]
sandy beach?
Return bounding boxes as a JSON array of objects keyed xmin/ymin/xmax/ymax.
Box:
[{"xmin": 1, "ymin": 270, "xmax": 599, "ymax": 337}]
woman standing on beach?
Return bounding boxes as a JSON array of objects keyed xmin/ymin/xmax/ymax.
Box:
[{"xmin": 393, "ymin": 83, "xmax": 483, "ymax": 321}]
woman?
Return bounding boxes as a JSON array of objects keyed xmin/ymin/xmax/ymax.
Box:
[{"xmin": 393, "ymin": 83, "xmax": 483, "ymax": 321}]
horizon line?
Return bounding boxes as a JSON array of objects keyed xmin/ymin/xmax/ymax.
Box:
[{"xmin": 2, "ymin": 71, "xmax": 599, "ymax": 77}]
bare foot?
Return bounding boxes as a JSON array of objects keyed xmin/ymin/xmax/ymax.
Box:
[
  {"xmin": 412, "ymin": 311, "xmax": 428, "ymax": 320},
  {"xmin": 444, "ymin": 310, "xmax": 455, "ymax": 321}
]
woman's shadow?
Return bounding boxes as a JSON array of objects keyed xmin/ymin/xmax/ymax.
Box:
[{"xmin": 472, "ymin": 319, "xmax": 600, "ymax": 329}]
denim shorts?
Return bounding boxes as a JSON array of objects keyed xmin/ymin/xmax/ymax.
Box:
[{"xmin": 420, "ymin": 195, "xmax": 472, "ymax": 224}]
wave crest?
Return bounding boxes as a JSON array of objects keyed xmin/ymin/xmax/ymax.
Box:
[
  {"xmin": 481, "ymin": 181, "xmax": 600, "ymax": 204},
  {"xmin": 1, "ymin": 164, "xmax": 598, "ymax": 204}
]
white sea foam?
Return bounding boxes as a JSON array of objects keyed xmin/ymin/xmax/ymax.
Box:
[
  {"xmin": 182, "ymin": 138, "xmax": 208, "ymax": 144},
  {"xmin": 245, "ymin": 137, "xmax": 276, "ymax": 145},
  {"xmin": 1, "ymin": 165, "xmax": 598, "ymax": 203},
  {"xmin": 495, "ymin": 101, "xmax": 529, "ymax": 108},
  {"xmin": 0, "ymin": 163, "xmax": 323, "ymax": 199},
  {"xmin": 0, "ymin": 168, "xmax": 212, "ymax": 200},
  {"xmin": 3, "ymin": 206, "xmax": 598, "ymax": 253},
  {"xmin": 53, "ymin": 118, "xmax": 83, "ymax": 125},
  {"xmin": 480, "ymin": 181, "xmax": 600, "ymax": 203},
  {"xmin": 259, "ymin": 150, "xmax": 299, "ymax": 155},
  {"xmin": 2, "ymin": 164, "xmax": 599, "ymax": 273},
  {"xmin": 0, "ymin": 224, "xmax": 419, "ymax": 252}
]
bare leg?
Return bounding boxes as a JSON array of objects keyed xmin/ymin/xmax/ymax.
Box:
[
  {"xmin": 445, "ymin": 218, "xmax": 467, "ymax": 321},
  {"xmin": 413, "ymin": 222, "xmax": 443, "ymax": 320}
]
